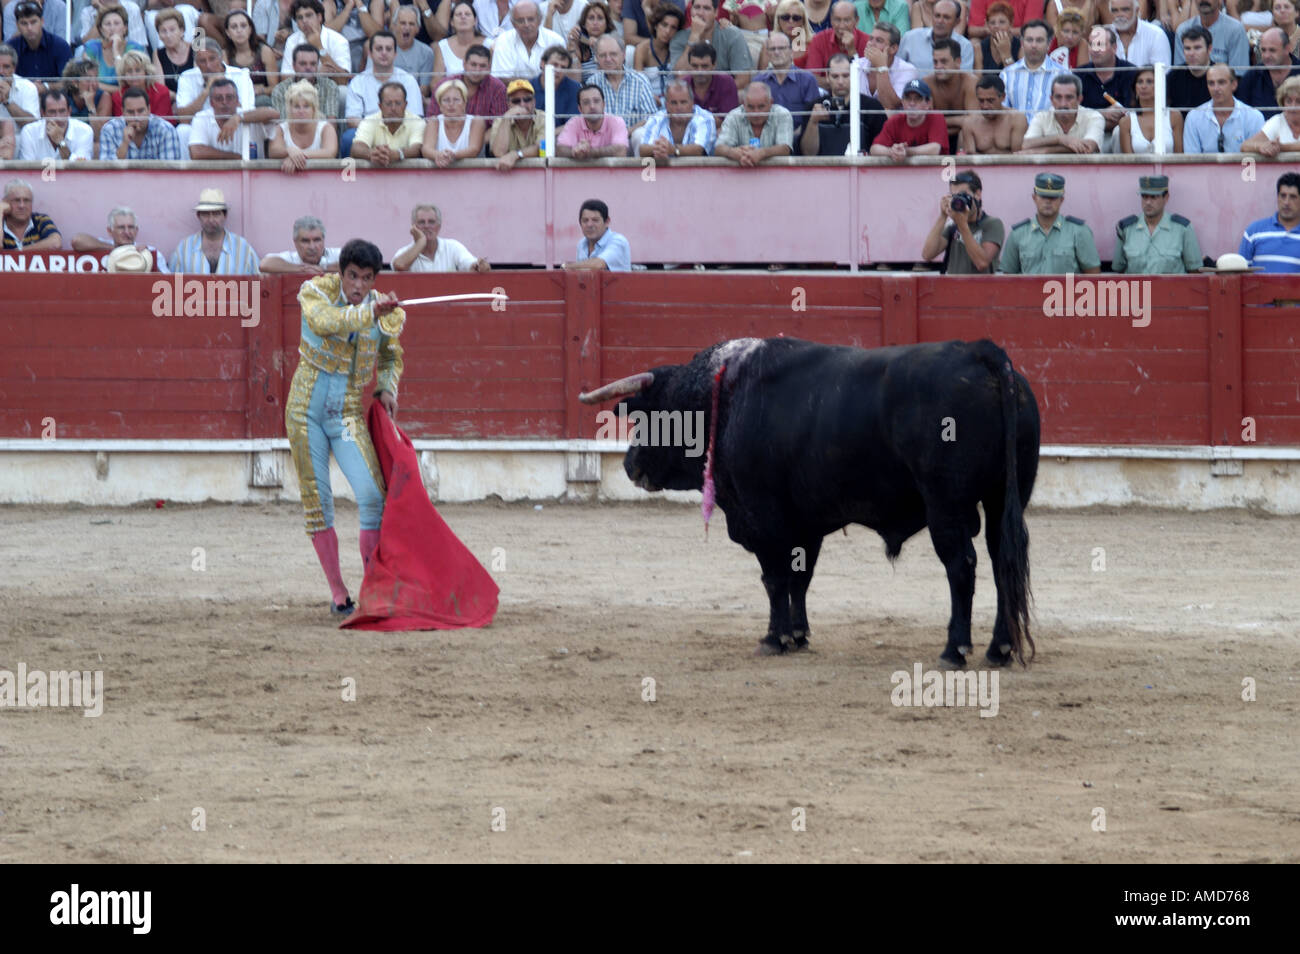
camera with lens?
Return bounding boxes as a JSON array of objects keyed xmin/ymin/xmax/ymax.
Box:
[{"xmin": 949, "ymin": 193, "xmax": 972, "ymax": 213}]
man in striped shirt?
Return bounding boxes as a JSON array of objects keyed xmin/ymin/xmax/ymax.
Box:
[
  {"xmin": 1239, "ymin": 172, "xmax": 1300, "ymax": 273},
  {"xmin": 1000, "ymin": 19, "xmax": 1064, "ymax": 119},
  {"xmin": 591, "ymin": 35, "xmax": 657, "ymax": 150},
  {"xmin": 637, "ymin": 80, "xmax": 717, "ymax": 160},
  {"xmin": 1, "ymin": 177, "xmax": 60, "ymax": 249},
  {"xmin": 170, "ymin": 188, "xmax": 261, "ymax": 275}
]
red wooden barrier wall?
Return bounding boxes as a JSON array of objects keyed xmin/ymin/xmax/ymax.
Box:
[{"xmin": 4, "ymin": 273, "xmax": 1297, "ymax": 446}]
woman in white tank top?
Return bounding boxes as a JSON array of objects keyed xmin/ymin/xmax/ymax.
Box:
[
  {"xmin": 433, "ymin": 0, "xmax": 487, "ymax": 83},
  {"xmin": 267, "ymin": 79, "xmax": 339, "ymax": 172},
  {"xmin": 1119, "ymin": 67, "xmax": 1184, "ymax": 153},
  {"xmin": 421, "ymin": 78, "xmax": 486, "ymax": 166}
]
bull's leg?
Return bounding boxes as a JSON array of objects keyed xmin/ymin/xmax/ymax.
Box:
[
  {"xmin": 756, "ymin": 547, "xmax": 795, "ymax": 655},
  {"xmin": 789, "ymin": 537, "xmax": 823, "ymax": 651},
  {"xmin": 982, "ymin": 501, "xmax": 1015, "ymax": 667},
  {"xmin": 928, "ymin": 518, "xmax": 977, "ymax": 669}
]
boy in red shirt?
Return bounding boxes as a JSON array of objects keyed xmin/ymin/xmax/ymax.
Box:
[{"xmin": 869, "ymin": 79, "xmax": 949, "ymax": 158}]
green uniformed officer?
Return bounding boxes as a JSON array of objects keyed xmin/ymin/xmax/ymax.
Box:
[
  {"xmin": 1112, "ymin": 175, "xmax": 1204, "ymax": 274},
  {"xmin": 998, "ymin": 172, "xmax": 1102, "ymax": 274}
]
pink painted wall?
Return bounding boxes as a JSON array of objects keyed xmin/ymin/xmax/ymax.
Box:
[{"xmin": 3, "ymin": 158, "xmax": 1284, "ymax": 267}]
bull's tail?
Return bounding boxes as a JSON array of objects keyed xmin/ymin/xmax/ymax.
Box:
[{"xmin": 974, "ymin": 340, "xmax": 1034, "ymax": 666}]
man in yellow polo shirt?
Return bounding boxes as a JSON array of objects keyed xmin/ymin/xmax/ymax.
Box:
[{"xmin": 349, "ymin": 81, "xmax": 426, "ymax": 167}]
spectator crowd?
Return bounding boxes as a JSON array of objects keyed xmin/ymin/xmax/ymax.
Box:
[
  {"xmin": 1, "ymin": 0, "xmax": 1298, "ymax": 271},
  {"xmin": 2, "ymin": 0, "xmax": 1298, "ymax": 160}
]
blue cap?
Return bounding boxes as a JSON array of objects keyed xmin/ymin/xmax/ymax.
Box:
[{"xmin": 903, "ymin": 79, "xmax": 932, "ymax": 99}]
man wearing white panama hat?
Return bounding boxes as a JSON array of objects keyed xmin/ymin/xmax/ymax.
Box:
[
  {"xmin": 70, "ymin": 206, "xmax": 170, "ymax": 272},
  {"xmin": 169, "ymin": 188, "xmax": 260, "ymax": 275},
  {"xmin": 105, "ymin": 244, "xmax": 154, "ymax": 272}
]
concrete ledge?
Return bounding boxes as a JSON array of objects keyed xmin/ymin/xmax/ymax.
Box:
[{"xmin": 2, "ymin": 446, "xmax": 1298, "ymax": 513}]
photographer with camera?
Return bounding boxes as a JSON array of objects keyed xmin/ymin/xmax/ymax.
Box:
[{"xmin": 920, "ymin": 169, "xmax": 1004, "ymax": 274}]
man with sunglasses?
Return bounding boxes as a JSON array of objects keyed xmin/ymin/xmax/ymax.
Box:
[
  {"xmin": 490, "ymin": 77, "xmax": 544, "ymax": 169},
  {"xmin": 1183, "ymin": 63, "xmax": 1263, "ymax": 153},
  {"xmin": 7, "ymin": 1, "xmax": 71, "ymax": 93}
]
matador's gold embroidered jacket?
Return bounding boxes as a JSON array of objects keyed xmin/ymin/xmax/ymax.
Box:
[{"xmin": 295, "ymin": 273, "xmax": 406, "ymax": 399}]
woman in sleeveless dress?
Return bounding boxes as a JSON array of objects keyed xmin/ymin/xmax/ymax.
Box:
[
  {"xmin": 434, "ymin": 0, "xmax": 486, "ymax": 83},
  {"xmin": 421, "ymin": 78, "xmax": 486, "ymax": 165},
  {"xmin": 1047, "ymin": 7, "xmax": 1091, "ymax": 69},
  {"xmin": 110, "ymin": 51, "xmax": 172, "ymax": 119},
  {"xmin": 722, "ymin": 0, "xmax": 774, "ymax": 64},
  {"xmin": 84, "ymin": 6, "xmax": 148, "ymax": 93},
  {"xmin": 803, "ymin": 0, "xmax": 833, "ymax": 33},
  {"xmin": 568, "ymin": 2, "xmax": 614, "ymax": 80},
  {"xmin": 1231, "ymin": 0, "xmax": 1276, "ymax": 28},
  {"xmin": 224, "ymin": 9, "xmax": 280, "ymax": 104},
  {"xmin": 152, "ymin": 9, "xmax": 194, "ymax": 103},
  {"xmin": 268, "ymin": 79, "xmax": 339, "ymax": 172},
  {"xmin": 634, "ymin": 4, "xmax": 685, "ymax": 102},
  {"xmin": 1119, "ymin": 65, "xmax": 1183, "ymax": 153},
  {"xmin": 973, "ymin": 2, "xmax": 1021, "ymax": 74},
  {"xmin": 1273, "ymin": 0, "xmax": 1300, "ymax": 50}
]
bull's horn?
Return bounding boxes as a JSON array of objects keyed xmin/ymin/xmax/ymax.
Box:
[{"xmin": 578, "ymin": 372, "xmax": 654, "ymax": 404}]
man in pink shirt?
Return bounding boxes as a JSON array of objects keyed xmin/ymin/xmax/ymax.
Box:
[{"xmin": 555, "ymin": 83, "xmax": 630, "ymax": 157}]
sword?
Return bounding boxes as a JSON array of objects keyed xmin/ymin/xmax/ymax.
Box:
[{"xmin": 396, "ymin": 292, "xmax": 510, "ymax": 306}]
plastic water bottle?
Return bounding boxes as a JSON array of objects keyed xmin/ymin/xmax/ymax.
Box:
[{"xmin": 539, "ymin": 138, "xmax": 546, "ymax": 157}]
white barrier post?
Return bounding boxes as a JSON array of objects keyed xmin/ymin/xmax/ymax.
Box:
[
  {"xmin": 849, "ymin": 56, "xmax": 862, "ymax": 156},
  {"xmin": 544, "ymin": 63, "xmax": 555, "ymax": 163},
  {"xmin": 1153, "ymin": 61, "xmax": 1168, "ymax": 158}
]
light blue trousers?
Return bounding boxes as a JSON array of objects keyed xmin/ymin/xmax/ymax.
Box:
[{"xmin": 288, "ymin": 369, "xmax": 385, "ymax": 533}]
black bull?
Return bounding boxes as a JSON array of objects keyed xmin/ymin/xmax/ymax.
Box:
[{"xmin": 579, "ymin": 337, "xmax": 1041, "ymax": 668}]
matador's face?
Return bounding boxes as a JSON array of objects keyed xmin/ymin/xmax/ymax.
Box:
[{"xmin": 341, "ymin": 263, "xmax": 377, "ymax": 306}]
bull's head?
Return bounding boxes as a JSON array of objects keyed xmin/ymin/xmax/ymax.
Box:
[{"xmin": 579, "ymin": 366, "xmax": 710, "ymax": 493}]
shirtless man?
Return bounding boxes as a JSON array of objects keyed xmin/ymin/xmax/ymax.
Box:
[
  {"xmin": 924, "ymin": 39, "xmax": 976, "ymax": 154},
  {"xmin": 958, "ymin": 75, "xmax": 1026, "ymax": 154}
]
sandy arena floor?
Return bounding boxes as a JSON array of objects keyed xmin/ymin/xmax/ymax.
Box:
[{"xmin": 0, "ymin": 500, "xmax": 1297, "ymax": 863}]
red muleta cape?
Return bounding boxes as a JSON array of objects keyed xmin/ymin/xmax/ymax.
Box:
[{"xmin": 341, "ymin": 402, "xmax": 499, "ymax": 631}]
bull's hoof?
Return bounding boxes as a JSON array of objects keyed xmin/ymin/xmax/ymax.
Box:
[
  {"xmin": 756, "ymin": 634, "xmax": 788, "ymax": 656},
  {"xmin": 985, "ymin": 644, "xmax": 1015, "ymax": 668},
  {"xmin": 937, "ymin": 650, "xmax": 967, "ymax": 670},
  {"xmin": 791, "ymin": 631, "xmax": 811, "ymax": 652}
]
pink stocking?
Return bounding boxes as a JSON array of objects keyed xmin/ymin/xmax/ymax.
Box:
[
  {"xmin": 359, "ymin": 529, "xmax": 380, "ymax": 571},
  {"xmin": 311, "ymin": 528, "xmax": 349, "ymax": 605}
]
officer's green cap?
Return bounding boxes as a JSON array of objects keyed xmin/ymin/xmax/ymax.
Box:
[
  {"xmin": 1139, "ymin": 175, "xmax": 1170, "ymax": 195},
  {"xmin": 1034, "ymin": 173, "xmax": 1066, "ymax": 197}
]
